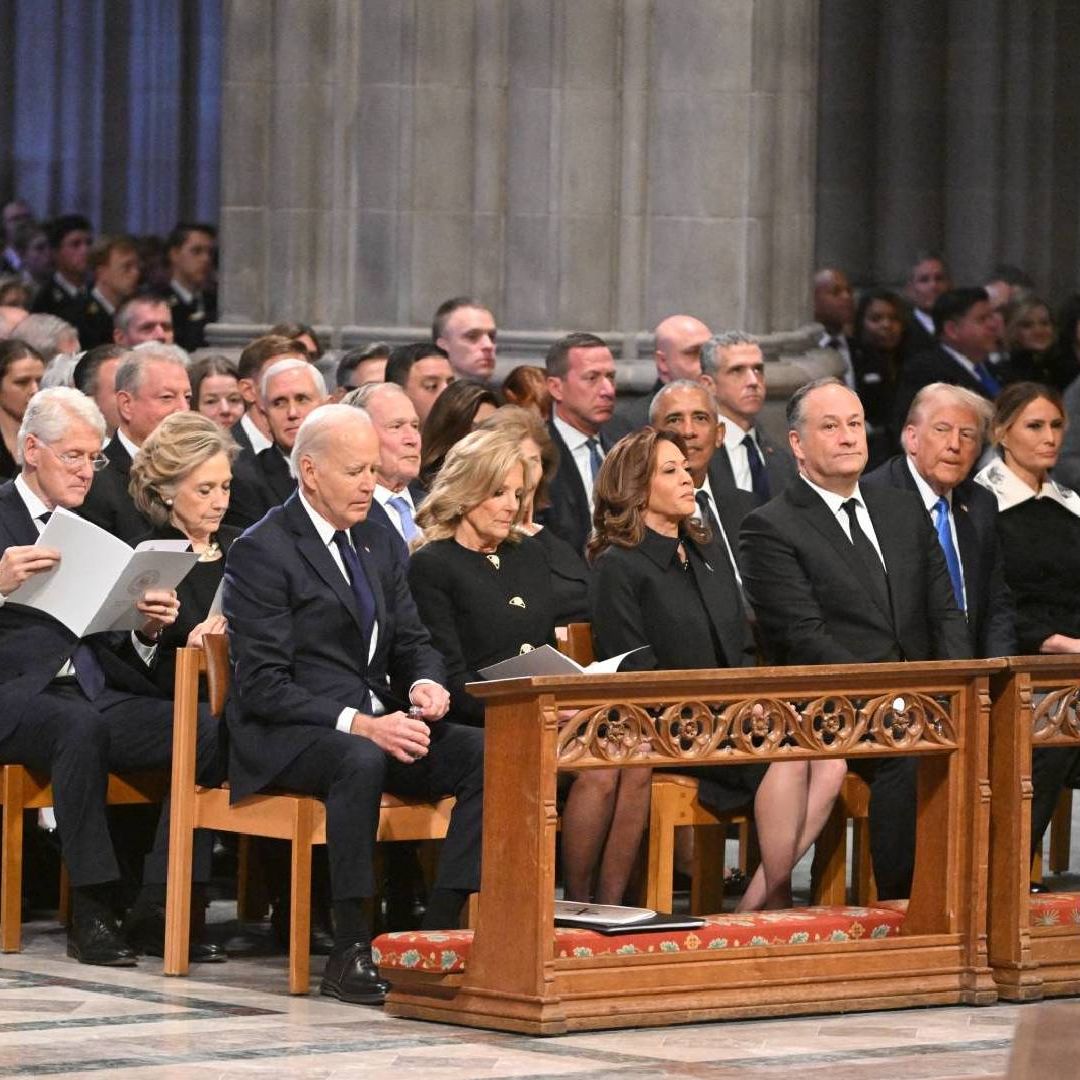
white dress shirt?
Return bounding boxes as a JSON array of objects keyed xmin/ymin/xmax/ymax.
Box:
[
  {"xmin": 905, "ymin": 456, "xmax": 967, "ymax": 609},
  {"xmin": 718, "ymin": 412, "xmax": 760, "ymax": 494},
  {"xmin": 914, "ymin": 308, "xmax": 935, "ymax": 336},
  {"xmin": 799, "ymin": 476, "xmax": 886, "ymax": 567},
  {"xmin": 818, "ymin": 331, "xmax": 855, "ymax": 389},
  {"xmin": 940, "ymin": 343, "xmax": 980, "ymax": 381},
  {"xmin": 553, "ymin": 412, "xmax": 603, "ymax": 510}
]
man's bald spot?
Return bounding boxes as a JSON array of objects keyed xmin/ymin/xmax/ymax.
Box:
[{"xmin": 655, "ymin": 314, "xmax": 710, "ymax": 352}]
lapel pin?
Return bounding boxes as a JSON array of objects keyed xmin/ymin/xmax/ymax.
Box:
[{"xmin": 509, "ymin": 596, "xmax": 526, "ymax": 608}]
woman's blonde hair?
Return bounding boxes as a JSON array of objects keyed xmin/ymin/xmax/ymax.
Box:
[
  {"xmin": 414, "ymin": 427, "xmax": 528, "ymax": 546},
  {"xmin": 129, "ymin": 412, "xmax": 239, "ymax": 527}
]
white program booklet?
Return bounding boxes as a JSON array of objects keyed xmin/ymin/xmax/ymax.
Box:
[
  {"xmin": 553, "ymin": 901, "xmax": 656, "ymax": 927},
  {"xmin": 7, "ymin": 507, "xmax": 200, "ymax": 637},
  {"xmin": 478, "ymin": 643, "xmax": 645, "ymax": 681}
]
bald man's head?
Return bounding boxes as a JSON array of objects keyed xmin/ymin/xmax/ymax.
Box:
[{"xmin": 653, "ymin": 315, "xmax": 711, "ymax": 384}]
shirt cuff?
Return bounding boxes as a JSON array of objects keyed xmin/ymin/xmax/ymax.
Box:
[
  {"xmin": 408, "ymin": 678, "xmax": 438, "ymax": 697},
  {"xmin": 130, "ymin": 632, "xmax": 157, "ymax": 665},
  {"xmin": 336, "ymin": 707, "xmax": 357, "ymax": 733}
]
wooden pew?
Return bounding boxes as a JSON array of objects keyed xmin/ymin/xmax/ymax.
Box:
[
  {"xmin": 377, "ymin": 660, "xmax": 999, "ymax": 1034},
  {"xmin": 988, "ymin": 655, "xmax": 1080, "ymax": 1001}
]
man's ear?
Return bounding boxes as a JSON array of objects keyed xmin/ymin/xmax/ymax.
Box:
[
  {"xmin": 546, "ymin": 375, "xmax": 564, "ymax": 404},
  {"xmin": 714, "ymin": 420, "xmax": 726, "ymax": 449}
]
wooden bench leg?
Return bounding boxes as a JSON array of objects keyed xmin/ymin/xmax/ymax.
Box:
[
  {"xmin": 1049, "ymin": 789, "xmax": 1073, "ymax": 875},
  {"xmin": 811, "ymin": 801, "xmax": 848, "ymax": 906},
  {"xmin": 236, "ymin": 834, "xmax": 269, "ymax": 921},
  {"xmin": 645, "ymin": 795, "xmax": 676, "ymax": 913},
  {"xmin": 1, "ymin": 769, "xmax": 24, "ymax": 953},
  {"xmin": 288, "ymin": 804, "xmax": 314, "ymax": 995},
  {"xmin": 690, "ymin": 824, "xmax": 727, "ymax": 914}
]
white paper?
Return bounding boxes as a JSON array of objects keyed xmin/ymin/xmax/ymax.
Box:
[
  {"xmin": 134, "ymin": 539, "xmax": 193, "ymax": 553},
  {"xmin": 6, "ymin": 507, "xmax": 199, "ymax": 637},
  {"xmin": 477, "ymin": 644, "xmax": 645, "ymax": 681},
  {"xmin": 553, "ymin": 900, "xmax": 656, "ymax": 926},
  {"xmin": 207, "ymin": 577, "xmax": 225, "ymax": 617}
]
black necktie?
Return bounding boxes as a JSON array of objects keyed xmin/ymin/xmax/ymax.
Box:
[
  {"xmin": 585, "ymin": 437, "xmax": 604, "ymax": 485},
  {"xmin": 332, "ymin": 530, "xmax": 376, "ymax": 646},
  {"xmin": 38, "ymin": 512, "xmax": 107, "ymax": 699},
  {"xmin": 841, "ymin": 499, "xmax": 891, "ymax": 615},
  {"xmin": 743, "ymin": 433, "xmax": 771, "ymax": 501},
  {"xmin": 695, "ymin": 489, "xmax": 720, "ymax": 534}
]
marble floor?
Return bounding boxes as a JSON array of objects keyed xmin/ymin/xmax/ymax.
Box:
[{"xmin": 3, "ymin": 847, "xmax": 1080, "ymax": 1078}]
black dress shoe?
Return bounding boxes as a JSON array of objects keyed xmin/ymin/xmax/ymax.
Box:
[
  {"xmin": 271, "ymin": 902, "xmax": 335, "ymax": 956},
  {"xmin": 67, "ymin": 914, "xmax": 138, "ymax": 967},
  {"xmin": 124, "ymin": 898, "xmax": 228, "ymax": 963},
  {"xmin": 1030, "ymin": 881, "xmax": 1050, "ymax": 894},
  {"xmin": 319, "ymin": 942, "xmax": 390, "ymax": 1005}
]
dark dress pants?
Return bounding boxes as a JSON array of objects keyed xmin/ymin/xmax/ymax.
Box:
[
  {"xmin": 849, "ymin": 756, "xmax": 917, "ymax": 901},
  {"xmin": 1030, "ymin": 746, "xmax": 1080, "ymax": 859},
  {"xmin": 0, "ymin": 683, "xmax": 223, "ymax": 888},
  {"xmin": 268, "ymin": 720, "xmax": 484, "ymax": 900}
]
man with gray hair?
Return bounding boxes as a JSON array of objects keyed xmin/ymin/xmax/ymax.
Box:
[
  {"xmin": 342, "ymin": 382, "xmax": 425, "ymax": 556},
  {"xmin": 0, "ymin": 388, "xmax": 222, "ymax": 966},
  {"xmin": 113, "ymin": 294, "xmax": 175, "ymax": 348},
  {"xmin": 225, "ymin": 358, "xmax": 326, "ymax": 530},
  {"xmin": 223, "ymin": 403, "xmax": 483, "ymax": 1005},
  {"xmin": 701, "ymin": 330, "xmax": 796, "ymax": 505},
  {"xmin": 77, "ymin": 343, "xmax": 191, "ymax": 542},
  {"xmin": 740, "ymin": 376, "xmax": 970, "ymax": 901}
]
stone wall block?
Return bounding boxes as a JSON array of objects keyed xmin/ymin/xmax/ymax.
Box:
[
  {"xmin": 508, "ymin": 0, "xmax": 555, "ymax": 89},
  {"xmin": 651, "ymin": 0, "xmax": 753, "ymax": 92},
  {"xmin": 562, "ymin": 0, "xmax": 620, "ymax": 91},
  {"xmin": 558, "ymin": 213, "xmax": 616, "ymax": 328},
  {"xmin": 356, "ymin": 84, "xmax": 407, "ymax": 211},
  {"xmin": 409, "ymin": 212, "xmax": 474, "ymax": 321},
  {"xmin": 410, "ymin": 86, "xmax": 474, "ymax": 211},
  {"xmin": 557, "ymin": 89, "xmax": 618, "ymax": 216},
  {"xmin": 219, "ymin": 206, "xmax": 268, "ymax": 322},
  {"xmin": 504, "ymin": 214, "xmax": 556, "ymax": 329},
  {"xmin": 416, "ymin": 0, "xmax": 476, "ymax": 88},
  {"xmin": 353, "ymin": 210, "xmax": 400, "ymax": 323},
  {"xmin": 506, "ymin": 88, "xmax": 555, "ymax": 214},
  {"xmin": 220, "ymin": 80, "xmax": 269, "ymax": 209},
  {"xmin": 273, "ymin": 0, "xmax": 335, "ymax": 83}
]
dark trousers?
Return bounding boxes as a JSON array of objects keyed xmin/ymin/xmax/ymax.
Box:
[
  {"xmin": 0, "ymin": 683, "xmax": 222, "ymax": 889},
  {"xmin": 269, "ymin": 720, "xmax": 484, "ymax": 900},
  {"xmin": 849, "ymin": 756, "xmax": 917, "ymax": 901},
  {"xmin": 1030, "ymin": 746, "xmax": 1080, "ymax": 859}
]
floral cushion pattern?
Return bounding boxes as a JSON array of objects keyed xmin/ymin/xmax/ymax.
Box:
[
  {"xmin": 1030, "ymin": 892, "xmax": 1080, "ymax": 927},
  {"xmin": 372, "ymin": 905, "xmax": 907, "ymax": 974}
]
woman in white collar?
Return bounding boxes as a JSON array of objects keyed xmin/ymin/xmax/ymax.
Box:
[{"xmin": 975, "ymin": 381, "xmax": 1080, "ymax": 878}]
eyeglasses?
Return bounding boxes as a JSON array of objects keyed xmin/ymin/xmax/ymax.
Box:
[{"xmin": 41, "ymin": 443, "xmax": 109, "ymax": 472}]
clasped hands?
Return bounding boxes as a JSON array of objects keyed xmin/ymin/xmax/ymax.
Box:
[{"xmin": 349, "ymin": 682, "xmax": 451, "ymax": 763}]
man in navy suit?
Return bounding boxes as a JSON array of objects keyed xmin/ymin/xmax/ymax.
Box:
[
  {"xmin": 0, "ymin": 388, "xmax": 221, "ymax": 966},
  {"xmin": 223, "ymin": 404, "xmax": 483, "ymax": 1005},
  {"xmin": 538, "ymin": 332, "xmax": 618, "ymax": 554},
  {"xmin": 741, "ymin": 378, "xmax": 970, "ymax": 899},
  {"xmin": 700, "ymin": 331, "xmax": 797, "ymax": 506}
]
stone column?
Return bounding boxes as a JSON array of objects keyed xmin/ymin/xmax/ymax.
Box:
[{"xmin": 217, "ymin": 0, "xmax": 822, "ymax": 366}]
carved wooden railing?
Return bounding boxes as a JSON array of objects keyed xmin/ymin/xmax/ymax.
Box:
[
  {"xmin": 989, "ymin": 655, "xmax": 1080, "ymax": 1001},
  {"xmin": 384, "ymin": 660, "xmax": 1000, "ymax": 1034}
]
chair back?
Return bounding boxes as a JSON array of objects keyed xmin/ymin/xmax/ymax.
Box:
[
  {"xmin": 204, "ymin": 633, "xmax": 231, "ymax": 717},
  {"xmin": 558, "ymin": 622, "xmax": 595, "ymax": 666}
]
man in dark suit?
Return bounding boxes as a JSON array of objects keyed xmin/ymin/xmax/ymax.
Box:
[
  {"xmin": 225, "ymin": 358, "xmax": 326, "ymax": 530},
  {"xmin": 224, "ymin": 404, "xmax": 483, "ymax": 1005},
  {"xmin": 31, "ymin": 215, "xmax": 92, "ymax": 325},
  {"xmin": 342, "ymin": 382, "xmax": 427, "ymax": 558},
  {"xmin": 606, "ymin": 314, "xmax": 711, "ymax": 439},
  {"xmin": 76, "ymin": 236, "xmax": 140, "ymax": 350},
  {"xmin": 538, "ymin": 332, "xmax": 618, "ymax": 554},
  {"xmin": 0, "ymin": 388, "xmax": 221, "ymax": 965},
  {"xmin": 78, "ymin": 345, "xmax": 192, "ymax": 543},
  {"xmin": 165, "ymin": 224, "xmax": 218, "ymax": 352},
  {"xmin": 701, "ymin": 331, "xmax": 797, "ymax": 506},
  {"xmin": 863, "ymin": 382, "xmax": 1015, "ymax": 659},
  {"xmin": 894, "ymin": 287, "xmax": 1001, "ymax": 431},
  {"xmin": 740, "ymin": 377, "xmax": 971, "ymax": 899},
  {"xmin": 813, "ymin": 267, "xmax": 857, "ymax": 388},
  {"xmin": 904, "ymin": 251, "xmax": 952, "ymax": 354},
  {"xmin": 229, "ymin": 334, "xmax": 311, "ymax": 456}
]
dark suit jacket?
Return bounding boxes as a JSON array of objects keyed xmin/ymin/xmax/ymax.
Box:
[
  {"xmin": 224, "ymin": 445, "xmax": 296, "ymax": 531},
  {"xmin": 75, "ymin": 295, "xmax": 116, "ymax": 350},
  {"xmin": 0, "ymin": 480, "xmax": 161, "ymax": 739},
  {"xmin": 740, "ymin": 477, "xmax": 971, "ymax": 665},
  {"xmin": 76, "ymin": 434, "xmax": 153, "ymax": 544},
  {"xmin": 862, "ymin": 456, "xmax": 1016, "ymax": 659},
  {"xmin": 893, "ymin": 346, "xmax": 993, "ymax": 433},
  {"xmin": 168, "ymin": 284, "xmax": 218, "ymax": 352},
  {"xmin": 222, "ymin": 492, "xmax": 445, "ymax": 798},
  {"xmin": 709, "ymin": 424, "xmax": 798, "ymax": 507},
  {"xmin": 536, "ymin": 419, "xmax": 613, "ymax": 556},
  {"xmin": 30, "ymin": 275, "xmax": 89, "ymax": 325},
  {"xmin": 229, "ymin": 417, "xmax": 254, "ymax": 454}
]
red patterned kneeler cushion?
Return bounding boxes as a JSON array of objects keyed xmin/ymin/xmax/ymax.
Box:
[
  {"xmin": 1030, "ymin": 892, "xmax": 1080, "ymax": 928},
  {"xmin": 373, "ymin": 904, "xmax": 907, "ymax": 974}
]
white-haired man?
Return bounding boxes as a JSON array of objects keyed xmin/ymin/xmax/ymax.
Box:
[
  {"xmin": 223, "ymin": 404, "xmax": 483, "ymax": 1005},
  {"xmin": 0, "ymin": 388, "xmax": 222, "ymax": 966},
  {"xmin": 225, "ymin": 358, "xmax": 326, "ymax": 530},
  {"xmin": 77, "ymin": 343, "xmax": 191, "ymax": 542}
]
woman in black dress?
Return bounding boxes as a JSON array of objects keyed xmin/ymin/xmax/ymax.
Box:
[
  {"xmin": 975, "ymin": 381, "xmax": 1080, "ymax": 861},
  {"xmin": 590, "ymin": 429, "xmax": 846, "ymax": 910},
  {"xmin": 129, "ymin": 411, "xmax": 240, "ymax": 695},
  {"xmin": 0, "ymin": 339, "xmax": 45, "ymax": 480},
  {"xmin": 851, "ymin": 288, "xmax": 908, "ymax": 466}
]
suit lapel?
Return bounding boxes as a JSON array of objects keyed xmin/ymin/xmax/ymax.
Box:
[
  {"xmin": 710, "ymin": 447, "xmax": 738, "ymax": 493},
  {"xmin": 862, "ymin": 490, "xmax": 908, "ymax": 631},
  {"xmin": 259, "ymin": 449, "xmax": 297, "ymax": 504},
  {"xmin": 105, "ymin": 435, "xmax": 132, "ymax": 477},
  {"xmin": 953, "ymin": 501, "xmax": 979, "ymax": 618},
  {"xmin": 685, "ymin": 539, "xmax": 744, "ymax": 664},
  {"xmin": 0, "ymin": 482, "xmax": 37, "ymax": 547}
]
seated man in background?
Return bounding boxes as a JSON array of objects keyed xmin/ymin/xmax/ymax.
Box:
[
  {"xmin": 112, "ymin": 294, "xmax": 174, "ymax": 348},
  {"xmin": 230, "ymin": 334, "xmax": 310, "ymax": 455},
  {"xmin": 224, "ymin": 403, "xmax": 483, "ymax": 1005},
  {"xmin": 0, "ymin": 388, "xmax": 222, "ymax": 965},
  {"xmin": 78, "ymin": 236, "xmax": 140, "ymax": 349},
  {"xmin": 433, "ymin": 296, "xmax": 497, "ymax": 385},
  {"xmin": 334, "ymin": 342, "xmax": 390, "ymax": 397},
  {"xmin": 385, "ymin": 342, "xmax": 455, "ymax": 424}
]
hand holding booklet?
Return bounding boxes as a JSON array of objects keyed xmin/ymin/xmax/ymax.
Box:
[
  {"xmin": 6, "ymin": 507, "xmax": 199, "ymax": 637},
  {"xmin": 477, "ymin": 643, "xmax": 647, "ymax": 681}
]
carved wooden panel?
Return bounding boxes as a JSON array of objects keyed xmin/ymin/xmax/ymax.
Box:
[{"xmin": 1032, "ymin": 685, "xmax": 1080, "ymax": 746}]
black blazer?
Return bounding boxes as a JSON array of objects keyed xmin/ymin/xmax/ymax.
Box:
[
  {"xmin": 168, "ymin": 284, "xmax": 218, "ymax": 352},
  {"xmin": 862, "ymin": 455, "xmax": 1016, "ymax": 659},
  {"xmin": 708, "ymin": 424, "xmax": 797, "ymax": 508},
  {"xmin": 536, "ymin": 419, "xmax": 613, "ymax": 556},
  {"xmin": 77, "ymin": 434, "xmax": 154, "ymax": 544},
  {"xmin": 0, "ymin": 480, "xmax": 161, "ymax": 739},
  {"xmin": 222, "ymin": 492, "xmax": 445, "ymax": 798},
  {"xmin": 591, "ymin": 528, "xmax": 755, "ymax": 671},
  {"xmin": 229, "ymin": 417, "xmax": 254, "ymax": 455},
  {"xmin": 893, "ymin": 346, "xmax": 993, "ymax": 433},
  {"xmin": 740, "ymin": 477, "xmax": 971, "ymax": 665},
  {"xmin": 224, "ymin": 445, "xmax": 296, "ymax": 531}
]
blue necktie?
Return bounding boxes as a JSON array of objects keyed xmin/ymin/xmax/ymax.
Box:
[
  {"xmin": 933, "ymin": 497, "xmax": 966, "ymax": 612},
  {"xmin": 388, "ymin": 495, "xmax": 419, "ymax": 542},
  {"xmin": 585, "ymin": 437, "xmax": 604, "ymax": 485},
  {"xmin": 974, "ymin": 362, "xmax": 1001, "ymax": 397},
  {"xmin": 743, "ymin": 433, "xmax": 771, "ymax": 501},
  {"xmin": 331, "ymin": 530, "xmax": 376, "ymax": 646}
]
